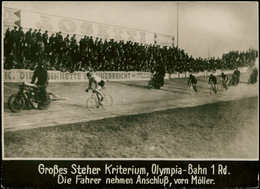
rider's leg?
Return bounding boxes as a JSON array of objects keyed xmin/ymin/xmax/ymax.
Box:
[
  {"xmin": 96, "ymin": 87, "xmax": 104, "ymax": 101},
  {"xmin": 223, "ymin": 80, "xmax": 227, "ymax": 90},
  {"xmin": 95, "ymin": 90, "xmax": 104, "ymax": 106},
  {"xmin": 38, "ymin": 85, "xmax": 48, "ymax": 109},
  {"xmin": 95, "ymin": 92, "xmax": 101, "ymax": 104},
  {"xmin": 214, "ymin": 84, "xmax": 217, "ymax": 93},
  {"xmin": 192, "ymin": 83, "xmax": 197, "ymax": 92},
  {"xmin": 210, "ymin": 83, "xmax": 215, "ymax": 94}
]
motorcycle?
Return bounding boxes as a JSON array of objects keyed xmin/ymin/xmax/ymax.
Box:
[{"xmin": 8, "ymin": 81, "xmax": 51, "ymax": 113}]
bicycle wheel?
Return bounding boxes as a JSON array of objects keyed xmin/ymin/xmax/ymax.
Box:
[
  {"xmin": 102, "ymin": 93, "xmax": 113, "ymax": 108},
  {"xmin": 86, "ymin": 95, "xmax": 98, "ymax": 111},
  {"xmin": 222, "ymin": 82, "xmax": 228, "ymax": 90},
  {"xmin": 212, "ymin": 86, "xmax": 217, "ymax": 94},
  {"xmin": 8, "ymin": 94, "xmax": 25, "ymax": 113}
]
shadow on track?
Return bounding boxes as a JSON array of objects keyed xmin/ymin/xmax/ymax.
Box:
[
  {"xmin": 115, "ymin": 81, "xmax": 151, "ymax": 89},
  {"xmin": 159, "ymin": 88, "xmax": 190, "ymax": 95}
]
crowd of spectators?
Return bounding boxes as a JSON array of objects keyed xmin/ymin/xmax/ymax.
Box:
[{"xmin": 4, "ymin": 26, "xmax": 259, "ymax": 73}]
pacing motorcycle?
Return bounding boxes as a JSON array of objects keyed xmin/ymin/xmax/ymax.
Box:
[{"xmin": 8, "ymin": 81, "xmax": 51, "ymax": 113}]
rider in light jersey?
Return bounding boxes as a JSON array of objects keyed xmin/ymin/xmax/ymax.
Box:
[{"xmin": 85, "ymin": 72, "xmax": 105, "ymax": 105}]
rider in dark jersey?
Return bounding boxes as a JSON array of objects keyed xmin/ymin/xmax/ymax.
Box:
[
  {"xmin": 208, "ymin": 74, "xmax": 217, "ymax": 94},
  {"xmin": 221, "ymin": 72, "xmax": 229, "ymax": 90},
  {"xmin": 187, "ymin": 74, "xmax": 198, "ymax": 92}
]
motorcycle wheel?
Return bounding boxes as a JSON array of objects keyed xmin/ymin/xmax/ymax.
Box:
[{"xmin": 8, "ymin": 94, "xmax": 25, "ymax": 113}]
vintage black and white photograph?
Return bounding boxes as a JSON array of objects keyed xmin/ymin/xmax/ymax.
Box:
[{"xmin": 2, "ymin": 1, "xmax": 259, "ymax": 159}]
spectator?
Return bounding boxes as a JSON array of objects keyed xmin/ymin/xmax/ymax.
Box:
[{"xmin": 3, "ymin": 27, "xmax": 259, "ymax": 75}]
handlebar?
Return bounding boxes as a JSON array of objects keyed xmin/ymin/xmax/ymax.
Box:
[{"xmin": 23, "ymin": 81, "xmax": 38, "ymax": 88}]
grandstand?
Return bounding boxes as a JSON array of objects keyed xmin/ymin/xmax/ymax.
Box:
[{"xmin": 3, "ymin": 7, "xmax": 258, "ymax": 82}]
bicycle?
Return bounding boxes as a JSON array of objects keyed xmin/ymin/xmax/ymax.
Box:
[
  {"xmin": 209, "ymin": 82, "xmax": 217, "ymax": 94},
  {"xmin": 85, "ymin": 88, "xmax": 113, "ymax": 111},
  {"xmin": 187, "ymin": 80, "xmax": 198, "ymax": 92},
  {"xmin": 220, "ymin": 79, "xmax": 228, "ymax": 91}
]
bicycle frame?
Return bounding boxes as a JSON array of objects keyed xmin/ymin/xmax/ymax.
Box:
[
  {"xmin": 209, "ymin": 82, "xmax": 217, "ymax": 94},
  {"xmin": 86, "ymin": 87, "xmax": 113, "ymax": 110},
  {"xmin": 88, "ymin": 89, "xmax": 102, "ymax": 102}
]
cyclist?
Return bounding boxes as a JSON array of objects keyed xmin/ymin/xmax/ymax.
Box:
[
  {"xmin": 220, "ymin": 72, "xmax": 229, "ymax": 90},
  {"xmin": 85, "ymin": 72, "xmax": 105, "ymax": 106},
  {"xmin": 187, "ymin": 74, "xmax": 198, "ymax": 92},
  {"xmin": 208, "ymin": 74, "xmax": 217, "ymax": 94}
]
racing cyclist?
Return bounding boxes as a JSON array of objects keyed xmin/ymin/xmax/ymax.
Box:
[
  {"xmin": 208, "ymin": 73, "xmax": 217, "ymax": 94},
  {"xmin": 85, "ymin": 72, "xmax": 105, "ymax": 106},
  {"xmin": 187, "ymin": 74, "xmax": 198, "ymax": 92},
  {"xmin": 221, "ymin": 72, "xmax": 228, "ymax": 90}
]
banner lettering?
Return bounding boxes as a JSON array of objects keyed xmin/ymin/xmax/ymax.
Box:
[
  {"xmin": 2, "ymin": 7, "xmax": 174, "ymax": 44},
  {"xmin": 4, "ymin": 70, "xmax": 153, "ymax": 82},
  {"xmin": 127, "ymin": 30, "xmax": 137, "ymax": 41},
  {"xmin": 139, "ymin": 31, "xmax": 146, "ymax": 44},
  {"xmin": 35, "ymin": 15, "xmax": 54, "ymax": 31},
  {"xmin": 58, "ymin": 18, "xmax": 77, "ymax": 33},
  {"xmin": 3, "ymin": 68, "xmax": 248, "ymax": 83},
  {"xmin": 97, "ymin": 24, "xmax": 110, "ymax": 40},
  {"xmin": 80, "ymin": 22, "xmax": 94, "ymax": 36}
]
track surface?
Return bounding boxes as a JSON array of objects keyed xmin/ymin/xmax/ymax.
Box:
[{"xmin": 3, "ymin": 73, "xmax": 258, "ymax": 132}]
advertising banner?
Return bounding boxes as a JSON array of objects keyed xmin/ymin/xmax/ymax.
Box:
[
  {"xmin": 4, "ymin": 70, "xmax": 152, "ymax": 83},
  {"xmin": 4, "ymin": 68, "xmax": 248, "ymax": 83},
  {"xmin": 3, "ymin": 7, "xmax": 173, "ymax": 45},
  {"xmin": 156, "ymin": 33, "xmax": 174, "ymax": 47}
]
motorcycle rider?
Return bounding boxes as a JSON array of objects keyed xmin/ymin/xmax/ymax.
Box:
[{"xmin": 31, "ymin": 62, "xmax": 49, "ymax": 109}]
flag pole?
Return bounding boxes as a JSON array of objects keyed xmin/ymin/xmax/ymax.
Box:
[{"xmin": 177, "ymin": 2, "xmax": 179, "ymax": 48}]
